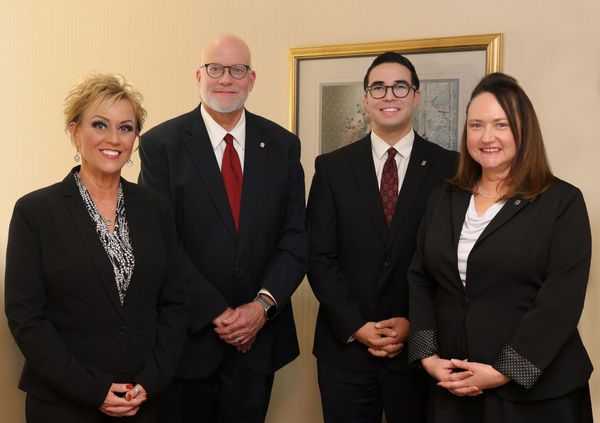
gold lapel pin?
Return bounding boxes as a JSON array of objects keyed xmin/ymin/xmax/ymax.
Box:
[
  {"xmin": 420, "ymin": 160, "xmax": 427, "ymax": 166},
  {"xmin": 259, "ymin": 142, "xmax": 266, "ymax": 148}
]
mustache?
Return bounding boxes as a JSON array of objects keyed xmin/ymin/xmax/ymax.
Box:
[{"xmin": 209, "ymin": 87, "xmax": 240, "ymax": 93}]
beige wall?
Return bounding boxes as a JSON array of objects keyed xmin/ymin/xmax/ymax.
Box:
[{"xmin": 1, "ymin": 0, "xmax": 599, "ymax": 421}]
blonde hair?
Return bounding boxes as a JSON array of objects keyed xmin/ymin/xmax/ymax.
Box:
[{"xmin": 63, "ymin": 73, "xmax": 146, "ymax": 134}]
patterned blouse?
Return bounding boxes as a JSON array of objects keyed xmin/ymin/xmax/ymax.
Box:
[{"xmin": 74, "ymin": 172, "xmax": 135, "ymax": 305}]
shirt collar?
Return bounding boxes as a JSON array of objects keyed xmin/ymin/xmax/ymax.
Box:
[
  {"xmin": 370, "ymin": 129, "xmax": 415, "ymax": 160},
  {"xmin": 200, "ymin": 104, "xmax": 246, "ymax": 150}
]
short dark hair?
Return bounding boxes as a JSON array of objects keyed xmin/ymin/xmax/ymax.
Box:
[
  {"xmin": 363, "ymin": 52, "xmax": 420, "ymax": 91},
  {"xmin": 451, "ymin": 72, "xmax": 555, "ymax": 200}
]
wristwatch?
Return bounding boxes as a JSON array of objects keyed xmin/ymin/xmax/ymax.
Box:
[{"xmin": 254, "ymin": 294, "xmax": 277, "ymax": 320}]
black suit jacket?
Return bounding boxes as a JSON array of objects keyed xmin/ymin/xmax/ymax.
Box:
[
  {"xmin": 408, "ymin": 181, "xmax": 593, "ymax": 401},
  {"xmin": 307, "ymin": 133, "xmax": 457, "ymax": 372},
  {"xmin": 138, "ymin": 106, "xmax": 308, "ymax": 378},
  {"xmin": 4, "ymin": 168, "xmax": 188, "ymax": 408}
]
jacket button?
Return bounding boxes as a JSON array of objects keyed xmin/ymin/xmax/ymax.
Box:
[
  {"xmin": 461, "ymin": 297, "xmax": 470, "ymax": 308},
  {"xmin": 118, "ymin": 326, "xmax": 126, "ymax": 335},
  {"xmin": 383, "ymin": 261, "xmax": 390, "ymax": 267}
]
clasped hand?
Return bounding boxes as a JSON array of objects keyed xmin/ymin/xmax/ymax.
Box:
[
  {"xmin": 354, "ymin": 317, "xmax": 409, "ymax": 358},
  {"xmin": 99, "ymin": 383, "xmax": 146, "ymax": 417},
  {"xmin": 213, "ymin": 302, "xmax": 266, "ymax": 353},
  {"xmin": 421, "ymin": 355, "xmax": 510, "ymax": 397}
]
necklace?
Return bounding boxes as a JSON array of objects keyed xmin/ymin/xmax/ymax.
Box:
[
  {"xmin": 76, "ymin": 172, "xmax": 118, "ymax": 227},
  {"xmin": 475, "ymin": 189, "xmax": 500, "ymax": 200},
  {"xmin": 474, "ymin": 182, "xmax": 502, "ymax": 200}
]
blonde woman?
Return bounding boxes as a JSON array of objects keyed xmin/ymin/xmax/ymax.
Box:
[{"xmin": 5, "ymin": 74, "xmax": 187, "ymax": 422}]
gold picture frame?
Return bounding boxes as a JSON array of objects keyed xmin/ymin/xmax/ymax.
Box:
[{"xmin": 289, "ymin": 33, "xmax": 503, "ymax": 155}]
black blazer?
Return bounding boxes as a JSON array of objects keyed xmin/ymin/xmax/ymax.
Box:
[
  {"xmin": 4, "ymin": 168, "xmax": 188, "ymax": 408},
  {"xmin": 408, "ymin": 180, "xmax": 593, "ymax": 401},
  {"xmin": 139, "ymin": 106, "xmax": 308, "ymax": 378},
  {"xmin": 307, "ymin": 133, "xmax": 457, "ymax": 372}
]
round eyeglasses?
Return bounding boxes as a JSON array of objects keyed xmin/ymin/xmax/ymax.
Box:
[
  {"xmin": 366, "ymin": 83, "xmax": 416, "ymax": 99},
  {"xmin": 202, "ymin": 63, "xmax": 251, "ymax": 80}
]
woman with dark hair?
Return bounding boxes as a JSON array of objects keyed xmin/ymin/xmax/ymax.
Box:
[
  {"xmin": 408, "ymin": 73, "xmax": 593, "ymax": 422},
  {"xmin": 5, "ymin": 73, "xmax": 188, "ymax": 422}
]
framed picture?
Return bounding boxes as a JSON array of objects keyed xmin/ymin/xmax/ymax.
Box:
[{"xmin": 289, "ymin": 34, "xmax": 503, "ymax": 156}]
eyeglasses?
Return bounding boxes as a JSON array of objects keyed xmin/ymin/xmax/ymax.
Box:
[
  {"xmin": 366, "ymin": 82, "xmax": 417, "ymax": 99},
  {"xmin": 201, "ymin": 63, "xmax": 251, "ymax": 80}
]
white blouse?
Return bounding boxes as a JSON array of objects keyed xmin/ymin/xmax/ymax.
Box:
[{"xmin": 457, "ymin": 195, "xmax": 505, "ymax": 285}]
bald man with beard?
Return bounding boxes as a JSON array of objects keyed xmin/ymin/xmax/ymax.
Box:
[{"xmin": 139, "ymin": 35, "xmax": 308, "ymax": 423}]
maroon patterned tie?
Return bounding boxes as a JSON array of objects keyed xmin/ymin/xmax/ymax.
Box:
[
  {"xmin": 380, "ymin": 148, "xmax": 398, "ymax": 226},
  {"xmin": 222, "ymin": 133, "xmax": 243, "ymax": 231}
]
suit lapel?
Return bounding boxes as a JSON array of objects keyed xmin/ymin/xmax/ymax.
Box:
[
  {"xmin": 61, "ymin": 170, "xmax": 125, "ymax": 318},
  {"xmin": 475, "ymin": 194, "xmax": 527, "ymax": 247},
  {"xmin": 450, "ymin": 189, "xmax": 527, "ymax": 288},
  {"xmin": 350, "ymin": 136, "xmax": 388, "ymax": 245},
  {"xmin": 451, "ymin": 190, "xmax": 527, "ymax": 247},
  {"xmin": 451, "ymin": 188, "xmax": 471, "ymax": 250},
  {"xmin": 237, "ymin": 113, "xmax": 268, "ymax": 255},
  {"xmin": 120, "ymin": 181, "xmax": 147, "ymax": 309},
  {"xmin": 448, "ymin": 188, "xmax": 471, "ymax": 289},
  {"xmin": 387, "ymin": 136, "xmax": 433, "ymax": 249},
  {"xmin": 182, "ymin": 107, "xmax": 237, "ymax": 241}
]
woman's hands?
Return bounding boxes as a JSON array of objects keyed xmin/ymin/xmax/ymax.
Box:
[
  {"xmin": 99, "ymin": 383, "xmax": 147, "ymax": 417},
  {"xmin": 438, "ymin": 359, "xmax": 511, "ymax": 395},
  {"xmin": 421, "ymin": 356, "xmax": 510, "ymax": 397}
]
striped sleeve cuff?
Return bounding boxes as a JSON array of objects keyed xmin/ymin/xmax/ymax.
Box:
[
  {"xmin": 492, "ymin": 344, "xmax": 542, "ymax": 389},
  {"xmin": 408, "ymin": 329, "xmax": 440, "ymax": 365}
]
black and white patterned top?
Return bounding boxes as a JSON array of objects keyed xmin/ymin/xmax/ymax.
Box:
[{"xmin": 74, "ymin": 172, "xmax": 135, "ymax": 305}]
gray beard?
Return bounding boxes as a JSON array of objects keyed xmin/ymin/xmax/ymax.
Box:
[{"xmin": 201, "ymin": 92, "xmax": 248, "ymax": 114}]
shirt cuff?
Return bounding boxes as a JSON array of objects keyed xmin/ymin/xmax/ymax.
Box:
[
  {"xmin": 258, "ymin": 288, "xmax": 277, "ymax": 306},
  {"xmin": 492, "ymin": 345, "xmax": 542, "ymax": 390},
  {"xmin": 408, "ymin": 329, "xmax": 440, "ymax": 365}
]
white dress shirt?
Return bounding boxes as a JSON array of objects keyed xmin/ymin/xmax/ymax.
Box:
[
  {"xmin": 201, "ymin": 104, "xmax": 246, "ymax": 171},
  {"xmin": 348, "ymin": 129, "xmax": 415, "ymax": 342},
  {"xmin": 370, "ymin": 129, "xmax": 415, "ymax": 193},
  {"xmin": 200, "ymin": 104, "xmax": 276, "ymax": 306}
]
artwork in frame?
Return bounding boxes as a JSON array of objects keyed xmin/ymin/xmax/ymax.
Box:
[{"xmin": 289, "ymin": 34, "xmax": 503, "ymax": 156}]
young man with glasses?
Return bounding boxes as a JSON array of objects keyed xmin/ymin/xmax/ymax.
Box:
[
  {"xmin": 307, "ymin": 52, "xmax": 457, "ymax": 422},
  {"xmin": 139, "ymin": 34, "xmax": 307, "ymax": 423}
]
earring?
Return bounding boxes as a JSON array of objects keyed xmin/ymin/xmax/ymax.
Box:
[
  {"xmin": 74, "ymin": 152, "xmax": 80, "ymax": 162},
  {"xmin": 126, "ymin": 159, "xmax": 133, "ymax": 167}
]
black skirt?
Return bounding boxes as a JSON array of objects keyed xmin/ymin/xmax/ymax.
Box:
[{"xmin": 427, "ymin": 383, "xmax": 593, "ymax": 423}]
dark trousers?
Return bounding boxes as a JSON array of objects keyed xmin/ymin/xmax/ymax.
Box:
[
  {"xmin": 176, "ymin": 349, "xmax": 274, "ymax": 423},
  {"xmin": 317, "ymin": 360, "xmax": 429, "ymax": 423},
  {"xmin": 25, "ymin": 394, "xmax": 160, "ymax": 423}
]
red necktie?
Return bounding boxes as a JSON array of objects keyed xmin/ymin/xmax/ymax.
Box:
[
  {"xmin": 380, "ymin": 148, "xmax": 398, "ymax": 226},
  {"xmin": 222, "ymin": 133, "xmax": 243, "ymax": 231}
]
